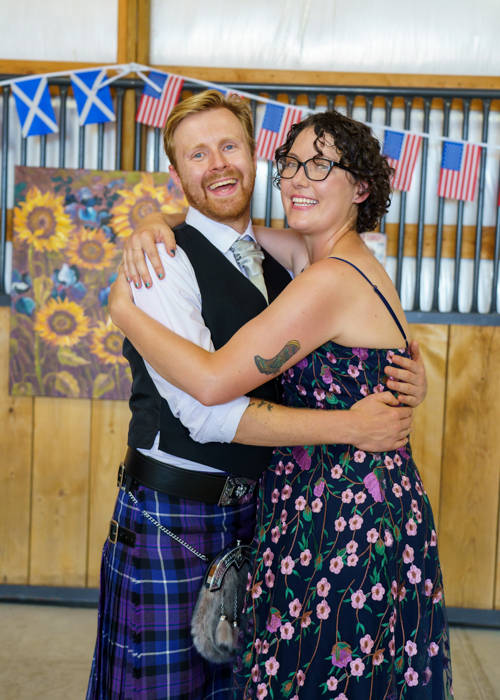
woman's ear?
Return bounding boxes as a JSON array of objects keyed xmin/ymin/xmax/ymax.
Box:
[{"xmin": 354, "ymin": 182, "xmax": 370, "ymax": 204}]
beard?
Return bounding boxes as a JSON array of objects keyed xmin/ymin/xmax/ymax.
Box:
[{"xmin": 181, "ymin": 166, "xmax": 255, "ymax": 225}]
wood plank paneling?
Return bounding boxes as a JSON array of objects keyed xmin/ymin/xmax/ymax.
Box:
[
  {"xmin": 29, "ymin": 397, "xmax": 92, "ymax": 587},
  {"xmin": 439, "ymin": 326, "xmax": 500, "ymax": 609},
  {"xmin": 408, "ymin": 324, "xmax": 449, "ymax": 527},
  {"xmin": 0, "ymin": 308, "xmax": 33, "ymax": 584},
  {"xmin": 87, "ymin": 400, "xmax": 131, "ymax": 588}
]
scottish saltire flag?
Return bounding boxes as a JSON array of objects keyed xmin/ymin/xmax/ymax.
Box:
[
  {"xmin": 256, "ymin": 104, "xmax": 304, "ymax": 161},
  {"xmin": 438, "ymin": 140, "xmax": 481, "ymax": 202},
  {"xmin": 70, "ymin": 69, "xmax": 115, "ymax": 126},
  {"xmin": 11, "ymin": 77, "xmax": 58, "ymax": 137},
  {"xmin": 383, "ymin": 130, "xmax": 422, "ymax": 192},
  {"xmin": 136, "ymin": 72, "xmax": 184, "ymax": 128}
]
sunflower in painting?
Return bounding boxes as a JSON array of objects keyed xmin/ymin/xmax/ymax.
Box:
[
  {"xmin": 66, "ymin": 228, "xmax": 117, "ymax": 270},
  {"xmin": 34, "ymin": 298, "xmax": 91, "ymax": 348},
  {"xmin": 90, "ymin": 317, "xmax": 128, "ymax": 365},
  {"xmin": 14, "ymin": 186, "xmax": 73, "ymax": 253},
  {"xmin": 110, "ymin": 173, "xmax": 185, "ymax": 238}
]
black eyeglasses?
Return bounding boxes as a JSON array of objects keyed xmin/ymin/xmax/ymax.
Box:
[{"xmin": 276, "ymin": 155, "xmax": 351, "ymax": 181}]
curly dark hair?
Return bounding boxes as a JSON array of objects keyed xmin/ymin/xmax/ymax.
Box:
[{"xmin": 274, "ymin": 110, "xmax": 393, "ymax": 233}]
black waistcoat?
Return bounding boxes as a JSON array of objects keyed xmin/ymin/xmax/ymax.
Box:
[{"xmin": 124, "ymin": 222, "xmax": 292, "ymax": 480}]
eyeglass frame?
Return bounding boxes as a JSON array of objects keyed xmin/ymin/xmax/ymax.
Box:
[{"xmin": 276, "ymin": 155, "xmax": 352, "ymax": 182}]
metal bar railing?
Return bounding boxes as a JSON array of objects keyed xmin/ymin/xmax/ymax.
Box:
[
  {"xmin": 471, "ymin": 99, "xmax": 491, "ymax": 312},
  {"xmin": 432, "ymin": 98, "xmax": 452, "ymax": 311},
  {"xmin": 414, "ymin": 97, "xmax": 432, "ymax": 312}
]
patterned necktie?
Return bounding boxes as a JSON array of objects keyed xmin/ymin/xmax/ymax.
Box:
[{"xmin": 230, "ymin": 238, "xmax": 269, "ymax": 304}]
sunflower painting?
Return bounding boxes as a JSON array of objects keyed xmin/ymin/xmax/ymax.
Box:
[{"xmin": 10, "ymin": 166, "xmax": 187, "ymax": 399}]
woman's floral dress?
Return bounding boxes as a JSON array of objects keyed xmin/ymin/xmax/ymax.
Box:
[{"xmin": 232, "ymin": 341, "xmax": 453, "ymax": 700}]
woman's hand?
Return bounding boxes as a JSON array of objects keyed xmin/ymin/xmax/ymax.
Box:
[
  {"xmin": 384, "ymin": 340, "xmax": 428, "ymax": 407},
  {"xmin": 122, "ymin": 212, "xmax": 185, "ymax": 289},
  {"xmin": 108, "ymin": 264, "xmax": 134, "ymax": 328}
]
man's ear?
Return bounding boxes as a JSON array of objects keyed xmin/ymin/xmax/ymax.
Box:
[
  {"xmin": 354, "ymin": 182, "xmax": 370, "ymax": 204},
  {"xmin": 169, "ymin": 164, "xmax": 185, "ymax": 195}
]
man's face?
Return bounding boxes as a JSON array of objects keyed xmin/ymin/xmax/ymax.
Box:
[{"xmin": 168, "ymin": 108, "xmax": 256, "ymax": 231}]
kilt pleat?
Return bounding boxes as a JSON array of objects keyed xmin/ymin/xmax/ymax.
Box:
[{"xmin": 87, "ymin": 484, "xmax": 256, "ymax": 700}]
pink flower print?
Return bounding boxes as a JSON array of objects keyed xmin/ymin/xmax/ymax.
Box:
[
  {"xmin": 296, "ymin": 357, "xmax": 308, "ymax": 369},
  {"xmin": 402, "ymin": 545, "xmax": 414, "ymax": 564},
  {"xmin": 411, "ymin": 499, "xmax": 419, "ymax": 513},
  {"xmin": 256, "ymin": 683, "xmax": 268, "ymax": 699},
  {"xmin": 295, "ymin": 495, "xmax": 306, "ymax": 511},
  {"xmin": 312, "ymin": 498, "xmax": 323, "ymax": 513},
  {"xmin": 347, "ymin": 365, "xmax": 360, "ymax": 378},
  {"xmin": 316, "ymin": 600, "xmax": 331, "ymax": 620},
  {"xmin": 280, "ymin": 509, "xmax": 288, "ymax": 523},
  {"xmin": 371, "ymin": 582, "xmax": 385, "ymax": 601},
  {"xmin": 247, "ymin": 571, "xmax": 252, "ymax": 591},
  {"xmin": 363, "ymin": 472, "xmax": 385, "ymax": 503},
  {"xmin": 350, "ymin": 658, "xmax": 365, "ymax": 677},
  {"xmin": 281, "ymin": 556, "xmax": 295, "ymax": 575},
  {"xmin": 373, "ymin": 649, "xmax": 384, "ymax": 665},
  {"xmin": 384, "ymin": 529, "xmax": 394, "ymax": 546},
  {"xmin": 398, "ymin": 445, "xmax": 411, "ymax": 460},
  {"xmin": 300, "ymin": 549, "xmax": 312, "ymax": 566},
  {"xmin": 342, "ymin": 489, "xmax": 354, "ymax": 503},
  {"xmin": 292, "ymin": 446, "xmax": 311, "ymax": 471},
  {"xmin": 322, "ymin": 367, "xmax": 333, "ymax": 384},
  {"xmin": 331, "ymin": 464, "xmax": 343, "ymax": 479},
  {"xmin": 425, "ymin": 579, "xmax": 433, "ymax": 596},
  {"xmin": 386, "ymin": 350, "xmax": 395, "ymax": 363},
  {"xmin": 296, "ymin": 670, "xmax": 306, "ymax": 686},
  {"xmin": 331, "ymin": 643, "xmax": 352, "ymax": 668},
  {"xmin": 326, "ymin": 352, "xmax": 337, "ymax": 364},
  {"xmin": 300, "ymin": 612, "xmax": 312, "ymax": 628},
  {"xmin": 317, "ymin": 577, "xmax": 331, "ymax": 598},
  {"xmin": 266, "ymin": 612, "xmax": 281, "ymax": 634},
  {"xmin": 406, "ymin": 518, "xmax": 417, "ymax": 536},
  {"xmin": 360, "ymin": 634, "xmax": 374, "ymax": 654},
  {"xmin": 330, "ymin": 556, "xmax": 344, "ymax": 574},
  {"xmin": 349, "ymin": 514, "xmax": 363, "ymax": 531},
  {"xmin": 392, "ymin": 483, "xmax": 403, "ymax": 497},
  {"xmin": 330, "ymin": 383, "xmax": 341, "ymax": 394},
  {"xmin": 373, "ymin": 383, "xmax": 385, "ymax": 393},
  {"xmin": 265, "ymin": 569, "xmax": 275, "ymax": 588},
  {"xmin": 404, "ymin": 668, "xmax": 419, "ymax": 687},
  {"xmin": 275, "ymin": 461, "xmax": 284, "ymax": 475},
  {"xmin": 408, "ymin": 565, "xmax": 421, "ymax": 585},
  {"xmin": 281, "ymin": 521, "xmax": 288, "ymax": 535},
  {"xmin": 354, "ymin": 450, "xmax": 366, "ymax": 463},
  {"xmin": 351, "ymin": 589, "xmax": 366, "ymax": 609},
  {"xmin": 355, "ymin": 492, "xmax": 367, "ymax": 505},
  {"xmin": 262, "ymin": 640, "xmax": 270, "ymax": 654},
  {"xmin": 391, "ymin": 581, "xmax": 398, "ymax": 600},
  {"xmin": 335, "ymin": 694, "xmax": 348, "ymax": 700},
  {"xmin": 251, "ymin": 664, "xmax": 261, "ymax": 683},
  {"xmin": 265, "ymin": 656, "xmax": 280, "ymax": 676},
  {"xmin": 327, "ymin": 677, "xmax": 338, "ymax": 691},
  {"xmin": 353, "ymin": 347, "xmax": 369, "ymax": 361},
  {"xmin": 254, "ymin": 638, "xmax": 262, "ymax": 653},
  {"xmin": 393, "ymin": 453, "xmax": 402, "ymax": 466},
  {"xmin": 405, "ymin": 640, "xmax": 418, "ymax": 657},
  {"xmin": 433, "ymin": 590, "xmax": 443, "ymax": 604},
  {"xmin": 347, "ymin": 553, "xmax": 359, "ymax": 567},
  {"xmin": 289, "ymin": 598, "xmax": 302, "ymax": 618},
  {"xmin": 263, "ymin": 548, "xmax": 274, "ymax": 567},
  {"xmin": 335, "ymin": 516, "xmax": 347, "ymax": 532},
  {"xmin": 423, "ymin": 666, "xmax": 433, "ymax": 686},
  {"xmin": 424, "ymin": 541, "xmax": 429, "ymax": 557},
  {"xmin": 285, "ymin": 461, "xmax": 294, "ymax": 474},
  {"xmin": 430, "ymin": 530, "xmax": 437, "ymax": 546},
  {"xmin": 297, "ymin": 384, "xmax": 307, "ymax": 396},
  {"xmin": 280, "ymin": 622, "xmax": 294, "ymax": 640},
  {"xmin": 367, "ymin": 528, "xmax": 378, "ymax": 543},
  {"xmin": 281, "ymin": 484, "xmax": 292, "ymax": 500},
  {"xmin": 428, "ymin": 642, "xmax": 439, "ymax": 657},
  {"xmin": 271, "ymin": 527, "xmax": 280, "ymax": 543},
  {"xmin": 360, "ymin": 384, "xmax": 369, "ymax": 396},
  {"xmin": 415, "ymin": 481, "xmax": 423, "ymax": 496},
  {"xmin": 314, "ymin": 479, "xmax": 326, "ymax": 497},
  {"xmin": 314, "ymin": 388, "xmax": 325, "ymax": 401},
  {"xmin": 271, "ymin": 488, "xmax": 280, "ymax": 503},
  {"xmin": 398, "ymin": 585, "xmax": 407, "ymax": 601},
  {"xmin": 346, "ymin": 540, "xmax": 358, "ymax": 554},
  {"xmin": 401, "ymin": 475, "xmax": 411, "ymax": 491},
  {"xmin": 251, "ymin": 583, "xmax": 263, "ymax": 599},
  {"xmin": 416, "ymin": 510, "xmax": 422, "ymax": 523},
  {"xmin": 384, "ymin": 455, "xmax": 394, "ymax": 469},
  {"xmin": 389, "ymin": 638, "xmax": 396, "ymax": 656}
]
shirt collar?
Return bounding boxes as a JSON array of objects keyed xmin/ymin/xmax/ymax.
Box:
[{"xmin": 185, "ymin": 207, "xmax": 256, "ymax": 255}]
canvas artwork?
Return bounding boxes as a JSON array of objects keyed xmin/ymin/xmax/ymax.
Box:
[{"xmin": 10, "ymin": 166, "xmax": 187, "ymax": 399}]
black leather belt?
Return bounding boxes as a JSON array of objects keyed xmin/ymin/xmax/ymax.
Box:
[
  {"xmin": 119, "ymin": 447, "xmax": 257, "ymax": 507},
  {"xmin": 108, "ymin": 519, "xmax": 136, "ymax": 547}
]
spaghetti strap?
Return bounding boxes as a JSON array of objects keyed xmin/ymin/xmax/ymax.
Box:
[{"xmin": 327, "ymin": 256, "xmax": 408, "ymax": 349}]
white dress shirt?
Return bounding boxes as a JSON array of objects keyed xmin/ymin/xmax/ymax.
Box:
[{"xmin": 133, "ymin": 207, "xmax": 262, "ymax": 473}]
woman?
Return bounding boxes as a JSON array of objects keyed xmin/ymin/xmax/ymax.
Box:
[{"xmin": 110, "ymin": 110, "xmax": 452, "ymax": 699}]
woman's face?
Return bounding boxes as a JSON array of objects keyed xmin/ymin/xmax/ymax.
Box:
[{"xmin": 280, "ymin": 127, "xmax": 366, "ymax": 237}]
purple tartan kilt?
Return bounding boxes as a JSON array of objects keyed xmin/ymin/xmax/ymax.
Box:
[{"xmin": 87, "ymin": 483, "xmax": 257, "ymax": 700}]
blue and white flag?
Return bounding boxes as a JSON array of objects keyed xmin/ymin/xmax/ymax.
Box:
[
  {"xmin": 70, "ymin": 69, "xmax": 115, "ymax": 126},
  {"xmin": 11, "ymin": 77, "xmax": 58, "ymax": 138}
]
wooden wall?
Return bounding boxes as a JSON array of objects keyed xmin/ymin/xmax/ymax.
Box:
[{"xmin": 0, "ymin": 308, "xmax": 499, "ymax": 608}]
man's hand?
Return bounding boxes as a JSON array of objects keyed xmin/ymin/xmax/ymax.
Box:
[
  {"xmin": 384, "ymin": 340, "xmax": 427, "ymax": 407},
  {"xmin": 349, "ymin": 392, "xmax": 413, "ymax": 452},
  {"xmin": 122, "ymin": 212, "xmax": 183, "ymax": 289}
]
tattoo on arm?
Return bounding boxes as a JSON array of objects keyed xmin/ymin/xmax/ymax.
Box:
[
  {"xmin": 254, "ymin": 340, "xmax": 301, "ymax": 376},
  {"xmin": 248, "ymin": 400, "xmax": 274, "ymax": 411}
]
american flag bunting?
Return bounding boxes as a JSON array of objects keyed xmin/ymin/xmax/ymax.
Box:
[
  {"xmin": 383, "ymin": 130, "xmax": 422, "ymax": 192},
  {"xmin": 256, "ymin": 104, "xmax": 304, "ymax": 161},
  {"xmin": 136, "ymin": 72, "xmax": 184, "ymax": 128},
  {"xmin": 438, "ymin": 140, "xmax": 481, "ymax": 202}
]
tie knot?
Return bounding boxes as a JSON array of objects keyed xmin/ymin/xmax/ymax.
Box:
[{"xmin": 230, "ymin": 238, "xmax": 265, "ymax": 267}]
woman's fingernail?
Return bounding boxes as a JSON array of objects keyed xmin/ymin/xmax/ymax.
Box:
[
  {"xmin": 134, "ymin": 282, "xmax": 140, "ymax": 288},
  {"xmin": 170, "ymin": 249, "xmax": 176, "ymax": 256},
  {"xmin": 158, "ymin": 272, "xmax": 164, "ymax": 279},
  {"xmin": 126, "ymin": 277, "xmax": 131, "ymax": 282},
  {"xmin": 145, "ymin": 282, "xmax": 151, "ymax": 288}
]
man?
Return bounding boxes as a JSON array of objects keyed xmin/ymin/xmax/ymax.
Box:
[{"xmin": 88, "ymin": 91, "xmax": 425, "ymax": 700}]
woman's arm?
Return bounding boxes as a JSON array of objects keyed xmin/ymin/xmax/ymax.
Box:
[{"xmin": 252, "ymin": 224, "xmax": 308, "ymax": 275}]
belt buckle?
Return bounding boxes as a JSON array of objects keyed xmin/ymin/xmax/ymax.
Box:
[
  {"xmin": 108, "ymin": 519, "xmax": 119, "ymax": 544},
  {"xmin": 117, "ymin": 462, "xmax": 125, "ymax": 489},
  {"xmin": 218, "ymin": 476, "xmax": 257, "ymax": 507}
]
